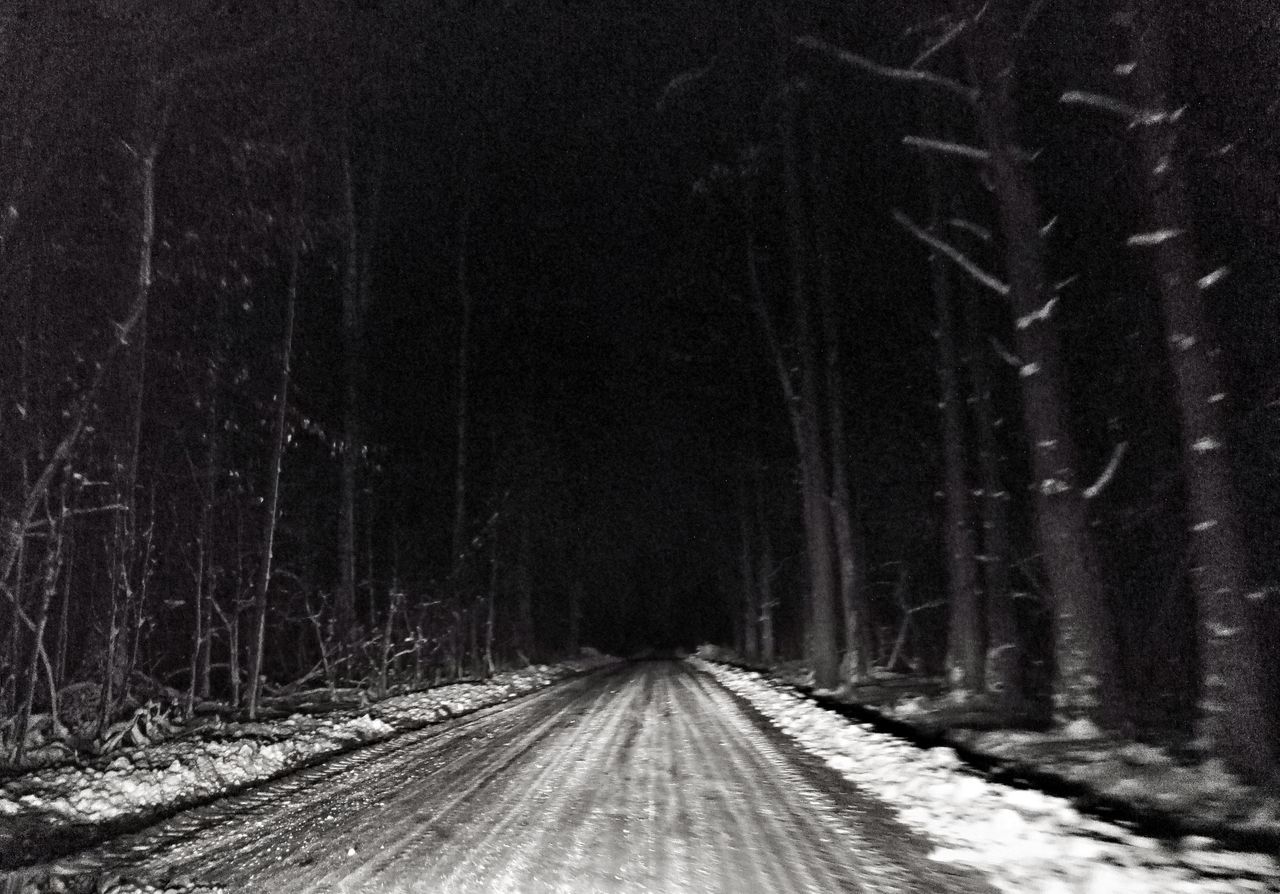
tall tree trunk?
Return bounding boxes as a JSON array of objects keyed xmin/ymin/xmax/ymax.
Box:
[
  {"xmin": 743, "ymin": 202, "xmax": 800, "ymax": 671},
  {"xmin": 754, "ymin": 470, "xmax": 777, "ymax": 664},
  {"xmin": 451, "ymin": 188, "xmax": 474, "ymax": 574},
  {"xmin": 246, "ymin": 174, "xmax": 302, "ymax": 719},
  {"xmin": 337, "ymin": 140, "xmax": 360, "ymax": 642},
  {"xmin": 226, "ymin": 505, "xmax": 245, "ymax": 709},
  {"xmin": 962, "ymin": 2, "xmax": 1121, "ymax": 724},
  {"xmin": 967, "ymin": 294, "xmax": 1021, "ymax": 704},
  {"xmin": 4, "ymin": 286, "xmax": 34, "ymax": 723},
  {"xmin": 188, "ymin": 360, "xmax": 222, "ymax": 715},
  {"xmin": 927, "ymin": 202, "xmax": 985, "ymax": 694},
  {"xmin": 54, "ymin": 523, "xmax": 72, "ymax": 692},
  {"xmin": 3, "ymin": 523, "xmax": 26, "ymax": 722},
  {"xmin": 99, "ymin": 114, "xmax": 161, "ymax": 733},
  {"xmin": 517, "ymin": 513, "xmax": 534, "ymax": 662},
  {"xmin": 484, "ymin": 533, "xmax": 496, "ymax": 677},
  {"xmin": 811, "ymin": 132, "xmax": 873, "ymax": 683},
  {"xmin": 1124, "ymin": 1, "xmax": 1271, "ymax": 775},
  {"xmin": 379, "ymin": 590, "xmax": 397, "ymax": 698},
  {"xmin": 568, "ymin": 571, "xmax": 583, "ymax": 656},
  {"xmin": 779, "ymin": 79, "xmax": 839, "ymax": 691},
  {"xmin": 196, "ymin": 300, "xmax": 223, "ymax": 702},
  {"xmin": 737, "ymin": 481, "xmax": 758, "ymax": 661},
  {"xmin": 12, "ymin": 492, "xmax": 65, "ymax": 763}
]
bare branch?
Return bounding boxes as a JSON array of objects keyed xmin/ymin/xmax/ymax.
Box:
[
  {"xmin": 902, "ymin": 135, "xmax": 990, "ymax": 162},
  {"xmin": 989, "ymin": 336, "xmax": 1024, "ymax": 368},
  {"xmin": 796, "ymin": 36, "xmax": 978, "ymax": 105},
  {"xmin": 1016, "ymin": 0, "xmax": 1055, "ymax": 39},
  {"xmin": 1060, "ymin": 89, "xmax": 1141, "ymax": 119},
  {"xmin": 1083, "ymin": 441, "xmax": 1129, "ymax": 499},
  {"xmin": 656, "ymin": 61, "xmax": 716, "ymax": 111},
  {"xmin": 891, "ymin": 209, "xmax": 1010, "ymax": 297},
  {"xmin": 24, "ymin": 503, "xmax": 128, "ymax": 529},
  {"xmin": 911, "ymin": 19, "xmax": 968, "ymax": 69},
  {"xmin": 947, "ymin": 218, "xmax": 992, "ymax": 242},
  {"xmin": 1061, "ymin": 90, "xmax": 1180, "ymax": 127}
]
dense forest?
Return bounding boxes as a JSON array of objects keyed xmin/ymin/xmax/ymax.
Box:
[{"xmin": 1, "ymin": 0, "xmax": 1277, "ymax": 784}]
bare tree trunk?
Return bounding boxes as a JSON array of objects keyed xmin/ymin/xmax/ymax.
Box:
[
  {"xmin": 484, "ymin": 532, "xmax": 496, "ymax": 677},
  {"xmin": 337, "ymin": 140, "xmax": 361, "ymax": 644},
  {"xmin": 187, "ymin": 512, "xmax": 206, "ymax": 717},
  {"xmin": 1123, "ymin": 1, "xmax": 1271, "ymax": 775},
  {"xmin": 778, "ymin": 77, "xmax": 840, "ymax": 691},
  {"xmin": 451, "ymin": 187, "xmax": 474, "ymax": 575},
  {"xmin": 928, "ymin": 210, "xmax": 985, "ymax": 695},
  {"xmin": 246, "ymin": 172, "xmax": 302, "ymax": 719},
  {"xmin": 378, "ymin": 590, "xmax": 397, "ymax": 698},
  {"xmin": 811, "ymin": 134, "xmax": 873, "ymax": 683},
  {"xmin": 963, "ymin": 2, "xmax": 1121, "ymax": 724},
  {"xmin": 11, "ymin": 490, "xmax": 65, "ymax": 763},
  {"xmin": 744, "ymin": 200, "xmax": 807, "ymax": 671},
  {"xmin": 516, "ymin": 514, "xmax": 534, "ymax": 663},
  {"xmin": 755, "ymin": 472, "xmax": 776, "ymax": 664},
  {"xmin": 122, "ymin": 487, "xmax": 155, "ymax": 702},
  {"xmin": 967, "ymin": 296, "xmax": 1021, "ymax": 704},
  {"xmin": 568, "ymin": 571, "xmax": 583, "ymax": 657},
  {"xmin": 3, "ymin": 297, "xmax": 33, "ymax": 724},
  {"xmin": 98, "ymin": 111, "xmax": 163, "ymax": 733},
  {"xmin": 7, "ymin": 551, "xmax": 33, "ymax": 754},
  {"xmin": 197, "ymin": 299, "xmax": 225, "ymax": 702},
  {"xmin": 54, "ymin": 523, "xmax": 72, "ymax": 691},
  {"xmin": 192, "ymin": 306, "xmax": 222, "ymax": 706},
  {"xmin": 737, "ymin": 481, "xmax": 757, "ymax": 660}
]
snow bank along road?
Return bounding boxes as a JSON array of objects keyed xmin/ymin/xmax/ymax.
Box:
[{"xmin": 20, "ymin": 661, "xmax": 990, "ymax": 893}]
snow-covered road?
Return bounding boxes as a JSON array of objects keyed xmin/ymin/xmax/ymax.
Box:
[{"xmin": 28, "ymin": 661, "xmax": 990, "ymax": 893}]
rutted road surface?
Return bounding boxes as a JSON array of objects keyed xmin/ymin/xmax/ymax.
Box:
[{"xmin": 40, "ymin": 662, "xmax": 990, "ymax": 893}]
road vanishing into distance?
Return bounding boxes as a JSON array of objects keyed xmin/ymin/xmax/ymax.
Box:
[{"xmin": 42, "ymin": 662, "xmax": 991, "ymax": 893}]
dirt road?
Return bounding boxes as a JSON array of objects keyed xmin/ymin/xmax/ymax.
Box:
[{"xmin": 40, "ymin": 662, "xmax": 989, "ymax": 893}]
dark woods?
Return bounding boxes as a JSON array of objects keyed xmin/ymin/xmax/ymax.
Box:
[
  {"xmin": 1, "ymin": 0, "xmax": 1277, "ymax": 783},
  {"xmin": 677, "ymin": 0, "xmax": 1279, "ymax": 780}
]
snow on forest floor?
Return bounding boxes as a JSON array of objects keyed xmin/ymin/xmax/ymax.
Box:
[
  {"xmin": 692, "ymin": 655, "xmax": 1280, "ymax": 894},
  {"xmin": 0, "ymin": 654, "xmax": 618, "ymax": 874}
]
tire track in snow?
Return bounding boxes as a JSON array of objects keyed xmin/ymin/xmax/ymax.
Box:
[
  {"xmin": 674, "ymin": 666, "xmax": 840, "ymax": 892},
  {"xmin": 442, "ymin": 678, "xmax": 642, "ymax": 890},
  {"xmin": 664, "ymin": 670, "xmax": 776, "ymax": 894}
]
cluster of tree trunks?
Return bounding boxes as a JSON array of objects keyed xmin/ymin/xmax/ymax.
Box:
[
  {"xmin": 793, "ymin": 0, "xmax": 1272, "ymax": 777},
  {"xmin": 0, "ymin": 3, "xmax": 557, "ymax": 762}
]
